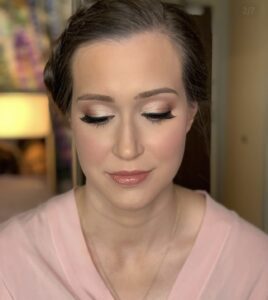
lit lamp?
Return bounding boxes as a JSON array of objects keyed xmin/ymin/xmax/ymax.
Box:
[
  {"xmin": 0, "ymin": 92, "xmax": 55, "ymax": 192},
  {"xmin": 0, "ymin": 93, "xmax": 50, "ymax": 138}
]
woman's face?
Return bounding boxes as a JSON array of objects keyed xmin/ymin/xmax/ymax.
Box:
[{"xmin": 71, "ymin": 31, "xmax": 197, "ymax": 210}]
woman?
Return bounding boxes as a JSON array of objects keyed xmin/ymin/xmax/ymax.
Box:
[{"xmin": 0, "ymin": 1, "xmax": 268, "ymax": 299}]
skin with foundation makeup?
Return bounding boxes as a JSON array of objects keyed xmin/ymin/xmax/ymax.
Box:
[{"xmin": 70, "ymin": 32, "xmax": 206, "ymax": 300}]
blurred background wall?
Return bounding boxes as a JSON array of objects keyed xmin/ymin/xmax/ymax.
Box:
[{"xmin": 223, "ymin": 0, "xmax": 268, "ymax": 230}]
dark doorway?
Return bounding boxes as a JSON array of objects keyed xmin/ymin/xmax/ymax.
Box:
[{"xmin": 174, "ymin": 6, "xmax": 212, "ymax": 192}]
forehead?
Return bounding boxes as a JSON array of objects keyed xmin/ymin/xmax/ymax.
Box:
[{"xmin": 71, "ymin": 31, "xmax": 184, "ymax": 95}]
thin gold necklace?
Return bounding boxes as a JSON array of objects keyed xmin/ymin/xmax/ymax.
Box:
[{"xmin": 81, "ymin": 198, "xmax": 181, "ymax": 300}]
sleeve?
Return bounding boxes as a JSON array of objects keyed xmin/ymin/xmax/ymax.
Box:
[
  {"xmin": 0, "ymin": 278, "xmax": 13, "ymax": 300},
  {"xmin": 249, "ymin": 264, "xmax": 268, "ymax": 300}
]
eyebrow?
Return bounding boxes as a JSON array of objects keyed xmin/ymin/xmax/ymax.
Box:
[{"xmin": 76, "ymin": 87, "xmax": 179, "ymax": 102}]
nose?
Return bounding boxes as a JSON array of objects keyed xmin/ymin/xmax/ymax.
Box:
[{"xmin": 112, "ymin": 119, "xmax": 144, "ymax": 160}]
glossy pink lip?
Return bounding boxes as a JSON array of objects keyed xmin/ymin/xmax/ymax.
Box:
[{"xmin": 108, "ymin": 170, "xmax": 151, "ymax": 186}]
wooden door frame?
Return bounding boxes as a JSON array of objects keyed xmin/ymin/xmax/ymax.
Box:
[{"xmin": 264, "ymin": 98, "xmax": 268, "ymax": 232}]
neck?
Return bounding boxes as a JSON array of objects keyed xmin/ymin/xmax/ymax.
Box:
[{"xmin": 76, "ymin": 184, "xmax": 180, "ymax": 255}]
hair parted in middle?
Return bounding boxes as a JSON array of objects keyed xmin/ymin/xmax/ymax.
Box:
[{"xmin": 44, "ymin": 0, "xmax": 208, "ymax": 115}]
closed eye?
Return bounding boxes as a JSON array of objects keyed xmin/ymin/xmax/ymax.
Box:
[
  {"xmin": 142, "ymin": 111, "xmax": 175, "ymax": 123},
  {"xmin": 80, "ymin": 111, "xmax": 175, "ymax": 126},
  {"xmin": 80, "ymin": 115, "xmax": 114, "ymax": 126}
]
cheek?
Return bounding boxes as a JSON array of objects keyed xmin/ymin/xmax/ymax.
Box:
[
  {"xmin": 72, "ymin": 125, "xmax": 110, "ymax": 170},
  {"xmin": 148, "ymin": 121, "xmax": 188, "ymax": 162}
]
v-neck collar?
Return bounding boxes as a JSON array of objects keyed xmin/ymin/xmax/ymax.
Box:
[
  {"xmin": 49, "ymin": 191, "xmax": 113, "ymax": 300},
  {"xmin": 168, "ymin": 192, "xmax": 233, "ymax": 299},
  {"xmin": 50, "ymin": 190, "xmax": 233, "ymax": 300}
]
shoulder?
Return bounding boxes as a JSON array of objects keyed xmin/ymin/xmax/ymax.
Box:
[
  {"xmin": 202, "ymin": 191, "xmax": 268, "ymax": 284},
  {"xmin": 0, "ymin": 190, "xmax": 74, "ymax": 256},
  {"xmin": 173, "ymin": 187, "xmax": 268, "ymax": 296},
  {"xmin": 206, "ymin": 193, "xmax": 268, "ymax": 256},
  {"xmin": 176, "ymin": 185, "xmax": 268, "ymax": 266},
  {"xmin": 198, "ymin": 192, "xmax": 268, "ymax": 298},
  {"xmin": 0, "ymin": 190, "xmax": 75, "ymax": 294}
]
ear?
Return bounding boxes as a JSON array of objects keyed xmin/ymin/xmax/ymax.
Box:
[{"xmin": 186, "ymin": 101, "xmax": 198, "ymax": 133}]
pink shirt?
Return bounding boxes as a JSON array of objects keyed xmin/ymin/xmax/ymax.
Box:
[{"xmin": 0, "ymin": 190, "xmax": 268, "ymax": 299}]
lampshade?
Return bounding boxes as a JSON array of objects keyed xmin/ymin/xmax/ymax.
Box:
[{"xmin": 0, "ymin": 93, "xmax": 51, "ymax": 138}]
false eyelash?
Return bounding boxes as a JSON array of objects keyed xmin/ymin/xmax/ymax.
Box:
[
  {"xmin": 142, "ymin": 111, "xmax": 175, "ymax": 122},
  {"xmin": 80, "ymin": 111, "xmax": 175, "ymax": 127},
  {"xmin": 80, "ymin": 115, "xmax": 114, "ymax": 126}
]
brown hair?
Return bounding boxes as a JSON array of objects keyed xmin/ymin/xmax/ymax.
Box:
[{"xmin": 44, "ymin": 0, "xmax": 208, "ymax": 114}]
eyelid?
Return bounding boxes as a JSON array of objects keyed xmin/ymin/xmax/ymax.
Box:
[
  {"xmin": 142, "ymin": 110, "xmax": 169, "ymax": 115},
  {"xmin": 141, "ymin": 99, "xmax": 173, "ymax": 110},
  {"xmin": 85, "ymin": 113, "xmax": 114, "ymax": 117},
  {"xmin": 79, "ymin": 103, "xmax": 115, "ymax": 115},
  {"xmin": 82, "ymin": 111, "xmax": 114, "ymax": 117},
  {"xmin": 80, "ymin": 115, "xmax": 114, "ymax": 126},
  {"xmin": 80, "ymin": 110, "xmax": 175, "ymax": 127},
  {"xmin": 141, "ymin": 111, "xmax": 175, "ymax": 120}
]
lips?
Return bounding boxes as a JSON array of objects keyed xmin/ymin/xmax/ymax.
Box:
[{"xmin": 108, "ymin": 170, "xmax": 151, "ymax": 186}]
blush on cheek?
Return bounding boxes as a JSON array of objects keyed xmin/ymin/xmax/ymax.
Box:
[
  {"xmin": 150, "ymin": 123, "xmax": 187, "ymax": 161},
  {"xmin": 74, "ymin": 129, "xmax": 110, "ymax": 171}
]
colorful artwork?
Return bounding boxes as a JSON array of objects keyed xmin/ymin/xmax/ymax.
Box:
[
  {"xmin": 0, "ymin": 0, "xmax": 73, "ymax": 193},
  {"xmin": 0, "ymin": 0, "xmax": 71, "ymax": 91}
]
